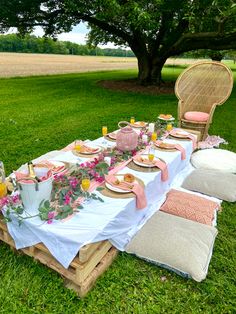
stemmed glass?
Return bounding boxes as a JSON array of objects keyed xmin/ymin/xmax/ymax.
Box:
[
  {"xmin": 81, "ymin": 176, "xmax": 91, "ymax": 204},
  {"xmin": 148, "ymin": 147, "xmax": 155, "ymax": 162},
  {"xmin": 102, "ymin": 126, "xmax": 108, "ymax": 145},
  {"xmin": 0, "ymin": 161, "xmax": 7, "ymax": 198},
  {"xmin": 166, "ymin": 123, "xmax": 173, "ymax": 132},
  {"xmin": 151, "ymin": 132, "xmax": 157, "ymax": 144},
  {"xmin": 130, "ymin": 117, "xmax": 135, "ymax": 125},
  {"xmin": 74, "ymin": 140, "xmax": 82, "ymax": 162}
]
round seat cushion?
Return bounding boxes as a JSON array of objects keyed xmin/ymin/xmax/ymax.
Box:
[
  {"xmin": 191, "ymin": 149, "xmax": 236, "ymax": 173},
  {"xmin": 184, "ymin": 111, "xmax": 209, "ymax": 122}
]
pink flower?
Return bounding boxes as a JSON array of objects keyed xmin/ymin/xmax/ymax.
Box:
[
  {"xmin": 64, "ymin": 194, "xmax": 71, "ymax": 205},
  {"xmin": 0, "ymin": 197, "xmax": 10, "ymax": 207},
  {"xmin": 98, "ymin": 154, "xmax": 104, "ymax": 161},
  {"xmin": 47, "ymin": 219, "xmax": 53, "ymax": 224},
  {"xmin": 97, "ymin": 177, "xmax": 104, "ymax": 183},
  {"xmin": 47, "ymin": 211, "xmax": 55, "ymax": 220},
  {"xmin": 69, "ymin": 177, "xmax": 78, "ymax": 189},
  {"xmin": 12, "ymin": 194, "xmax": 20, "ymax": 204}
]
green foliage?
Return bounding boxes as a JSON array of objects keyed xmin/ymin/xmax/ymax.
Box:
[
  {"xmin": 1, "ymin": 0, "xmax": 236, "ymax": 83},
  {"xmin": 0, "ymin": 65, "xmax": 236, "ymax": 312},
  {"xmin": 0, "ymin": 34, "xmax": 134, "ymax": 57}
]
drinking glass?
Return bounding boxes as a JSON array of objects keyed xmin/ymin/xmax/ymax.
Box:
[
  {"xmin": 166, "ymin": 123, "xmax": 173, "ymax": 132},
  {"xmin": 151, "ymin": 132, "xmax": 157, "ymax": 142},
  {"xmin": 148, "ymin": 148, "xmax": 155, "ymax": 162},
  {"xmin": 102, "ymin": 126, "xmax": 108, "ymax": 145},
  {"xmin": 81, "ymin": 177, "xmax": 91, "ymax": 203},
  {"xmin": 0, "ymin": 161, "xmax": 7, "ymax": 198},
  {"xmin": 130, "ymin": 117, "xmax": 135, "ymax": 124},
  {"xmin": 74, "ymin": 140, "xmax": 82, "ymax": 152}
]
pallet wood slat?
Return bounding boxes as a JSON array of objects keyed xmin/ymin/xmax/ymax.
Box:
[{"xmin": 0, "ymin": 216, "xmax": 118, "ymax": 297}]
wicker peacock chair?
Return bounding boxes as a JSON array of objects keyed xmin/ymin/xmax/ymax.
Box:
[{"xmin": 175, "ymin": 61, "xmax": 233, "ymax": 140}]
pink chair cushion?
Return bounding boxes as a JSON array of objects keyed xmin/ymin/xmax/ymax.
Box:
[
  {"xmin": 160, "ymin": 189, "xmax": 220, "ymax": 225},
  {"xmin": 184, "ymin": 111, "xmax": 209, "ymax": 122}
]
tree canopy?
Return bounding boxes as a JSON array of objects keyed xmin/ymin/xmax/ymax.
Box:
[{"xmin": 1, "ymin": 0, "xmax": 236, "ymax": 84}]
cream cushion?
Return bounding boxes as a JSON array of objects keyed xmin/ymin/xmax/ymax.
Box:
[
  {"xmin": 182, "ymin": 169, "xmax": 236, "ymax": 202},
  {"xmin": 191, "ymin": 149, "xmax": 236, "ymax": 173},
  {"xmin": 126, "ymin": 211, "xmax": 218, "ymax": 282}
]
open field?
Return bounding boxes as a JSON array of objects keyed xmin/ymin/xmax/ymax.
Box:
[
  {"xmin": 0, "ymin": 65, "xmax": 235, "ymax": 313},
  {"xmin": 0, "ymin": 52, "xmax": 205, "ymax": 77}
]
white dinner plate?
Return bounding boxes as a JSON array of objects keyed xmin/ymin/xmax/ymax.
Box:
[
  {"xmin": 105, "ymin": 175, "xmax": 136, "ymax": 193},
  {"xmin": 133, "ymin": 154, "xmax": 159, "ymax": 168},
  {"xmin": 158, "ymin": 116, "xmax": 175, "ymax": 121},
  {"xmin": 169, "ymin": 130, "xmax": 190, "ymax": 139},
  {"xmin": 130, "ymin": 121, "xmax": 148, "ymax": 128},
  {"xmin": 79, "ymin": 145, "xmax": 102, "ymax": 155}
]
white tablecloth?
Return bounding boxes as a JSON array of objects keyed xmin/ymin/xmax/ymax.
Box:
[{"xmin": 7, "ymin": 136, "xmax": 194, "ymax": 268}]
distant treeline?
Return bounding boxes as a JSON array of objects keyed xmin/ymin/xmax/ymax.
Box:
[{"xmin": 0, "ymin": 34, "xmax": 135, "ymax": 57}]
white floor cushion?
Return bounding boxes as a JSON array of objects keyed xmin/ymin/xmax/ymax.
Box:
[
  {"xmin": 191, "ymin": 149, "xmax": 236, "ymax": 173},
  {"xmin": 182, "ymin": 169, "xmax": 236, "ymax": 202},
  {"xmin": 125, "ymin": 211, "xmax": 218, "ymax": 282}
]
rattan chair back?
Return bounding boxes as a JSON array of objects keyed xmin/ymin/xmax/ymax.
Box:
[
  {"xmin": 175, "ymin": 61, "xmax": 233, "ymax": 140},
  {"xmin": 175, "ymin": 61, "xmax": 233, "ymax": 114}
]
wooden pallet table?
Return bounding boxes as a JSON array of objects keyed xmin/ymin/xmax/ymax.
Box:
[{"xmin": 0, "ymin": 216, "xmax": 118, "ymax": 297}]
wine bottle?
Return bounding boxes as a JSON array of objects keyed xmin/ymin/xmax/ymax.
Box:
[{"xmin": 28, "ymin": 162, "xmax": 40, "ymax": 182}]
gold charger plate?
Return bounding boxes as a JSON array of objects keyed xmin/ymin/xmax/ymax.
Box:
[
  {"xmin": 168, "ymin": 135, "xmax": 191, "ymax": 141},
  {"xmin": 153, "ymin": 143, "xmax": 176, "ymax": 152},
  {"xmin": 127, "ymin": 160, "xmax": 161, "ymax": 173}
]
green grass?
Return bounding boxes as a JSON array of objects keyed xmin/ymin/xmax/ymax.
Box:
[{"xmin": 0, "ymin": 64, "xmax": 236, "ymax": 313}]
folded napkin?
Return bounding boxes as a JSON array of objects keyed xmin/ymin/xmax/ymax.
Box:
[
  {"xmin": 105, "ymin": 174, "xmax": 147, "ymax": 210},
  {"xmin": 14, "ymin": 169, "xmax": 52, "ymax": 183},
  {"xmin": 36, "ymin": 161, "xmax": 65, "ymax": 173},
  {"xmin": 155, "ymin": 140, "xmax": 186, "ymax": 160},
  {"xmin": 170, "ymin": 130, "xmax": 197, "ymax": 150},
  {"xmin": 133, "ymin": 155, "xmax": 169, "ymax": 182}
]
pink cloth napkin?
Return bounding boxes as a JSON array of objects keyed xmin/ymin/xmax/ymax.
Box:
[
  {"xmin": 14, "ymin": 170, "xmax": 52, "ymax": 183},
  {"xmin": 170, "ymin": 130, "xmax": 197, "ymax": 150},
  {"xmin": 133, "ymin": 155, "xmax": 169, "ymax": 182},
  {"xmin": 155, "ymin": 140, "xmax": 186, "ymax": 160},
  {"xmin": 105, "ymin": 174, "xmax": 147, "ymax": 210}
]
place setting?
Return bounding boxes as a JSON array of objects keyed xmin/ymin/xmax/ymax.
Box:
[
  {"xmin": 129, "ymin": 117, "xmax": 148, "ymax": 129},
  {"xmin": 72, "ymin": 140, "xmax": 104, "ymax": 158},
  {"xmin": 34, "ymin": 160, "xmax": 69, "ymax": 176},
  {"xmin": 99, "ymin": 172, "xmax": 147, "ymax": 209},
  {"xmin": 167, "ymin": 129, "xmax": 197, "ymax": 149},
  {"xmin": 153, "ymin": 140, "xmax": 186, "ymax": 160},
  {"xmin": 127, "ymin": 148, "xmax": 169, "ymax": 181}
]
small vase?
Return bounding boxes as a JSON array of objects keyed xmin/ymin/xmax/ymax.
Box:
[{"xmin": 116, "ymin": 121, "xmax": 138, "ymax": 151}]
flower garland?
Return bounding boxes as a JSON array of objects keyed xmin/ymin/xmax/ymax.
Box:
[{"xmin": 0, "ymin": 134, "xmax": 150, "ymax": 225}]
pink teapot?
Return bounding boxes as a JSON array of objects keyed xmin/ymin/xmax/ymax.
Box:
[{"xmin": 116, "ymin": 121, "xmax": 138, "ymax": 151}]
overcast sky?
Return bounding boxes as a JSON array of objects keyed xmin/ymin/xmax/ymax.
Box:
[{"xmin": 8, "ymin": 23, "xmax": 117, "ymax": 48}]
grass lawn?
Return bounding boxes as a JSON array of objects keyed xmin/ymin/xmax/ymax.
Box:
[{"xmin": 0, "ymin": 64, "xmax": 236, "ymax": 313}]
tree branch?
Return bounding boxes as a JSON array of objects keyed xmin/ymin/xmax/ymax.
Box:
[
  {"xmin": 68, "ymin": 12, "xmax": 132, "ymax": 44},
  {"xmin": 168, "ymin": 31, "xmax": 236, "ymax": 56}
]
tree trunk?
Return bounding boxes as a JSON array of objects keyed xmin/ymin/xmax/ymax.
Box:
[{"xmin": 137, "ymin": 54, "xmax": 167, "ymax": 85}]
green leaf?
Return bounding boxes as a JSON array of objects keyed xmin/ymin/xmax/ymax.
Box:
[{"xmin": 96, "ymin": 187, "xmax": 104, "ymax": 191}]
